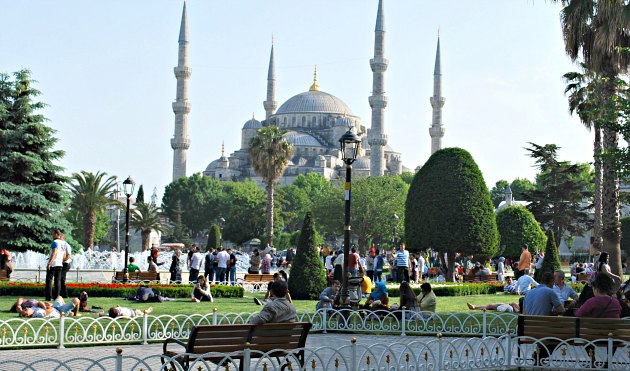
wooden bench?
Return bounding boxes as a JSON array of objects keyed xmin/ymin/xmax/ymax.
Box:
[
  {"xmin": 517, "ymin": 315, "xmax": 630, "ymax": 366},
  {"xmin": 242, "ymin": 273, "xmax": 275, "ymax": 283},
  {"xmin": 463, "ymin": 274, "xmax": 498, "ymax": 283},
  {"xmin": 112, "ymin": 271, "xmax": 160, "ymax": 283},
  {"xmin": 161, "ymin": 322, "xmax": 312, "ymax": 371},
  {"xmin": 577, "ymin": 273, "xmax": 589, "ymax": 282},
  {"xmin": 0, "ymin": 269, "xmax": 8, "ymax": 281}
]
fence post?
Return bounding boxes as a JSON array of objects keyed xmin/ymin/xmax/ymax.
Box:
[
  {"xmin": 482, "ymin": 310, "xmax": 487, "ymax": 338},
  {"xmin": 401, "ymin": 307, "xmax": 406, "ymax": 337},
  {"xmin": 243, "ymin": 343, "xmax": 251, "ymax": 371},
  {"xmin": 142, "ymin": 312, "xmax": 148, "ymax": 345},
  {"xmin": 58, "ymin": 315, "xmax": 65, "ymax": 349},
  {"xmin": 351, "ymin": 337, "xmax": 357, "ymax": 371},
  {"xmin": 505, "ymin": 331, "xmax": 512, "ymax": 368},
  {"xmin": 321, "ymin": 309, "xmax": 327, "ymax": 334},
  {"xmin": 76, "ymin": 267, "xmax": 79, "ymax": 282},
  {"xmin": 115, "ymin": 348, "xmax": 123, "ymax": 371},
  {"xmin": 213, "ymin": 308, "xmax": 218, "ymax": 325},
  {"xmin": 607, "ymin": 333, "xmax": 613, "ymax": 371},
  {"xmin": 437, "ymin": 333, "xmax": 443, "ymax": 371},
  {"xmin": 37, "ymin": 266, "xmax": 41, "ymax": 282}
]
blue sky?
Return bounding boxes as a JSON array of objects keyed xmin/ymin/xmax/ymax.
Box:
[{"xmin": 1, "ymin": 0, "xmax": 591, "ymax": 198}]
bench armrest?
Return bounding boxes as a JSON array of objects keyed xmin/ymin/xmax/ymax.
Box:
[{"xmin": 163, "ymin": 337, "xmax": 188, "ymax": 355}]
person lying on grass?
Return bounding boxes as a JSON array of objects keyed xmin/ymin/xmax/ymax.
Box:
[
  {"xmin": 467, "ymin": 302, "xmax": 520, "ymax": 313},
  {"xmin": 18, "ymin": 297, "xmax": 80, "ymax": 318},
  {"xmin": 100, "ymin": 306, "xmax": 154, "ymax": 318}
]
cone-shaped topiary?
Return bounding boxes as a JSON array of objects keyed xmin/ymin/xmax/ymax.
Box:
[
  {"xmin": 496, "ymin": 206, "xmax": 546, "ymax": 258},
  {"xmin": 207, "ymin": 224, "xmax": 221, "ymax": 250},
  {"xmin": 536, "ymin": 229, "xmax": 561, "ymax": 281},
  {"xmin": 288, "ymin": 212, "xmax": 327, "ymax": 299}
]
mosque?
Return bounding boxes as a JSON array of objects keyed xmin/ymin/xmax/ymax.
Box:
[{"xmin": 170, "ymin": 0, "xmax": 446, "ymax": 184}]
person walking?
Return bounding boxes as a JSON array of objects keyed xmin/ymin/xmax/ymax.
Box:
[{"xmin": 45, "ymin": 230, "xmax": 66, "ymax": 301}]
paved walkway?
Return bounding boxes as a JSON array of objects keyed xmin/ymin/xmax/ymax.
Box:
[{"xmin": 2, "ymin": 333, "xmax": 444, "ymax": 370}]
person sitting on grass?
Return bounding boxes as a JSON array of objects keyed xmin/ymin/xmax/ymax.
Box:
[
  {"xmin": 317, "ymin": 280, "xmax": 341, "ymax": 311},
  {"xmin": 127, "ymin": 256, "xmax": 141, "ymax": 273},
  {"xmin": 503, "ymin": 276, "xmax": 518, "ymax": 294},
  {"xmin": 248, "ymin": 280, "xmax": 297, "ymax": 324},
  {"xmin": 467, "ymin": 302, "xmax": 520, "ymax": 313},
  {"xmin": 362, "ymin": 281, "xmax": 390, "ymax": 311},
  {"xmin": 418, "ymin": 283, "xmax": 437, "ymax": 313},
  {"xmin": 390, "ymin": 281, "xmax": 420, "ymax": 313},
  {"xmin": 18, "ymin": 296, "xmax": 80, "ymax": 318},
  {"xmin": 191, "ymin": 275, "xmax": 213, "ymax": 302},
  {"xmin": 104, "ymin": 306, "xmax": 153, "ymax": 318},
  {"xmin": 359, "ymin": 269, "xmax": 373, "ymax": 298}
]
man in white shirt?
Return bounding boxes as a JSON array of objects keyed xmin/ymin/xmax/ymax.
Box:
[
  {"xmin": 417, "ymin": 254, "xmax": 426, "ymax": 282},
  {"xmin": 45, "ymin": 230, "xmax": 66, "ymax": 301},
  {"xmin": 189, "ymin": 245, "xmax": 204, "ymax": 283},
  {"xmin": 516, "ymin": 270, "xmax": 539, "ymax": 295},
  {"xmin": 216, "ymin": 248, "xmax": 230, "ymax": 282},
  {"xmin": 552, "ymin": 270, "xmax": 578, "ymax": 302}
]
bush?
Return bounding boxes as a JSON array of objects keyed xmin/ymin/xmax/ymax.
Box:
[
  {"xmin": 288, "ymin": 212, "xmax": 327, "ymax": 299},
  {"xmin": 207, "ymin": 224, "xmax": 221, "ymax": 250},
  {"xmin": 0, "ymin": 282, "xmax": 243, "ymax": 299},
  {"xmin": 535, "ymin": 229, "xmax": 561, "ymax": 282},
  {"xmin": 496, "ymin": 206, "xmax": 546, "ymax": 258},
  {"xmin": 385, "ymin": 283, "xmax": 502, "ymax": 297}
]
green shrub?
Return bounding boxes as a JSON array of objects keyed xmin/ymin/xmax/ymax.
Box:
[
  {"xmin": 496, "ymin": 206, "xmax": 546, "ymax": 258},
  {"xmin": 288, "ymin": 212, "xmax": 327, "ymax": 299}
]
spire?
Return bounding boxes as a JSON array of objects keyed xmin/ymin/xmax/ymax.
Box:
[
  {"xmin": 178, "ymin": 1, "xmax": 188, "ymax": 43},
  {"xmin": 429, "ymin": 33, "xmax": 445, "ymax": 155},
  {"xmin": 263, "ymin": 38, "xmax": 278, "ymax": 120},
  {"xmin": 221, "ymin": 141, "xmax": 225, "ymax": 157},
  {"xmin": 434, "ymin": 31, "xmax": 441, "ymax": 76},
  {"xmin": 309, "ymin": 65, "xmax": 319, "ymax": 91},
  {"xmin": 375, "ymin": 0, "xmax": 385, "ymax": 32}
]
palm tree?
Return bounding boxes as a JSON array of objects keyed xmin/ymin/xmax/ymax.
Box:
[
  {"xmin": 554, "ymin": 0, "xmax": 630, "ymax": 277},
  {"xmin": 68, "ymin": 171, "xmax": 118, "ymax": 249},
  {"xmin": 131, "ymin": 202, "xmax": 168, "ymax": 251},
  {"xmin": 248, "ymin": 126, "xmax": 294, "ymax": 246},
  {"xmin": 563, "ymin": 67, "xmax": 604, "ymax": 251}
]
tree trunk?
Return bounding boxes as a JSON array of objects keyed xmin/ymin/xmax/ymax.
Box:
[
  {"xmin": 593, "ymin": 127, "xmax": 603, "ymax": 251},
  {"xmin": 601, "ymin": 125, "xmax": 623, "ymax": 278},
  {"xmin": 83, "ymin": 211, "xmax": 96, "ymax": 248},
  {"xmin": 442, "ymin": 252, "xmax": 456, "ymax": 282},
  {"xmin": 266, "ymin": 183, "xmax": 274, "ymax": 247},
  {"xmin": 142, "ymin": 230, "xmax": 150, "ymax": 251}
]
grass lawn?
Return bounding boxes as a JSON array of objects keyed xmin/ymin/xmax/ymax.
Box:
[{"xmin": 0, "ymin": 292, "xmax": 514, "ymax": 320}]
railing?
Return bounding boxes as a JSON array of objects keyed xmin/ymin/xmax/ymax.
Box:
[
  {"xmin": 0, "ymin": 309, "xmax": 519, "ymax": 349},
  {"xmin": 1, "ymin": 335, "xmax": 628, "ymax": 370}
]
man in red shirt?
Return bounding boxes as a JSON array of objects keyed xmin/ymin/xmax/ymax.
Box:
[{"xmin": 347, "ymin": 247, "xmax": 360, "ymax": 277}]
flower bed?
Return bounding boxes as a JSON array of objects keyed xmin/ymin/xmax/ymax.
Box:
[{"xmin": 0, "ymin": 282, "xmax": 244, "ymax": 298}]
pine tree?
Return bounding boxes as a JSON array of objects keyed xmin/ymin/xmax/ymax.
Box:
[
  {"xmin": 136, "ymin": 184, "xmax": 145, "ymax": 204},
  {"xmin": 0, "ymin": 70, "xmax": 72, "ymax": 252},
  {"xmin": 207, "ymin": 224, "xmax": 220, "ymax": 249},
  {"xmin": 536, "ymin": 229, "xmax": 561, "ymax": 282},
  {"xmin": 288, "ymin": 212, "xmax": 327, "ymax": 299}
]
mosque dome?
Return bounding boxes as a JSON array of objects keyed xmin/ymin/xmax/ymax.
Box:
[
  {"xmin": 243, "ymin": 117, "xmax": 262, "ymax": 129},
  {"xmin": 283, "ymin": 131, "xmax": 323, "ymax": 147},
  {"xmin": 205, "ymin": 156, "xmax": 229, "ymax": 172},
  {"xmin": 335, "ymin": 115, "xmax": 352, "ymax": 127},
  {"xmin": 276, "ymin": 90, "xmax": 353, "ymax": 115},
  {"xmin": 353, "ymin": 156, "xmax": 371, "ymax": 170}
]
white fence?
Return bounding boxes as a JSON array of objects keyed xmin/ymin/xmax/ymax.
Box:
[
  {"xmin": 1, "ymin": 335, "xmax": 628, "ymax": 370},
  {"xmin": 0, "ymin": 309, "xmax": 518, "ymax": 349}
]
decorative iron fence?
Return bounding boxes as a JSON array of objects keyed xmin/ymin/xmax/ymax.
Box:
[
  {"xmin": 1, "ymin": 335, "xmax": 628, "ymax": 370},
  {"xmin": 0, "ymin": 309, "xmax": 519, "ymax": 349}
]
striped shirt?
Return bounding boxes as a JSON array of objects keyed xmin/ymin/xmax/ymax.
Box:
[{"xmin": 395, "ymin": 250, "xmax": 409, "ymax": 267}]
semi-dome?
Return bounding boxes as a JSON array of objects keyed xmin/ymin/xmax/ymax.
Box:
[
  {"xmin": 276, "ymin": 90, "xmax": 353, "ymax": 115},
  {"xmin": 353, "ymin": 156, "xmax": 371, "ymax": 170},
  {"xmin": 284, "ymin": 131, "xmax": 323, "ymax": 147}
]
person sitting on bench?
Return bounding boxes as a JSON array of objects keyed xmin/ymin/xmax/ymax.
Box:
[{"xmin": 248, "ymin": 280, "xmax": 296, "ymax": 324}]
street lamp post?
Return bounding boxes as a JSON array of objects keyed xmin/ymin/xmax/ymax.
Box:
[
  {"xmin": 392, "ymin": 213, "xmax": 399, "ymax": 248},
  {"xmin": 112, "ymin": 184, "xmax": 121, "ymax": 251},
  {"xmin": 122, "ymin": 176, "xmax": 135, "ymax": 282},
  {"xmin": 219, "ymin": 217, "xmax": 226, "ymax": 247},
  {"xmin": 338, "ymin": 129, "xmax": 361, "ymax": 307}
]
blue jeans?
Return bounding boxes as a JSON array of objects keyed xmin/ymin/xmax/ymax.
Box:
[
  {"xmin": 53, "ymin": 298, "xmax": 75, "ymax": 316},
  {"xmin": 216, "ymin": 268, "xmax": 226, "ymax": 283},
  {"xmin": 229, "ymin": 267, "xmax": 236, "ymax": 285},
  {"xmin": 374, "ymin": 270, "xmax": 383, "ymax": 282}
]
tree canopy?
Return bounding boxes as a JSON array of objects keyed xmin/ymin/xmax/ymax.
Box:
[
  {"xmin": 0, "ymin": 70, "xmax": 72, "ymax": 252},
  {"xmin": 405, "ymin": 147, "xmax": 498, "ymax": 281},
  {"xmin": 496, "ymin": 206, "xmax": 546, "ymax": 258}
]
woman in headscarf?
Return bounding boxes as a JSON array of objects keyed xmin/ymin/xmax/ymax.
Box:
[
  {"xmin": 261, "ymin": 253, "xmax": 272, "ymax": 274},
  {"xmin": 362, "ymin": 281, "xmax": 389, "ymax": 310}
]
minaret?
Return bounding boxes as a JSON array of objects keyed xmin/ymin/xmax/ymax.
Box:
[
  {"xmin": 263, "ymin": 38, "xmax": 277, "ymax": 120},
  {"xmin": 368, "ymin": 0, "xmax": 388, "ymax": 176},
  {"xmin": 429, "ymin": 33, "xmax": 445, "ymax": 155},
  {"xmin": 171, "ymin": 1, "xmax": 192, "ymax": 181}
]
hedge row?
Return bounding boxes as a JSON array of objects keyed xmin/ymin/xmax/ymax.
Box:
[
  {"xmin": 0, "ymin": 283, "xmax": 244, "ymax": 299},
  {"xmin": 384, "ymin": 282, "xmax": 584, "ymax": 297}
]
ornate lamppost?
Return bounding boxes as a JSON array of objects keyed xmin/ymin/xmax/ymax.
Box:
[
  {"xmin": 392, "ymin": 213, "xmax": 399, "ymax": 248},
  {"xmin": 122, "ymin": 176, "xmax": 135, "ymax": 282},
  {"xmin": 338, "ymin": 129, "xmax": 361, "ymax": 307}
]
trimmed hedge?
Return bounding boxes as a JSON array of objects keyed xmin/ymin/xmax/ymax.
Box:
[{"xmin": 0, "ymin": 282, "xmax": 244, "ymax": 299}]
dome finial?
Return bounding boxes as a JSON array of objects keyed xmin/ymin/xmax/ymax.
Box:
[
  {"xmin": 252, "ymin": 112, "xmax": 255, "ymax": 120},
  {"xmin": 221, "ymin": 141, "xmax": 225, "ymax": 157},
  {"xmin": 309, "ymin": 65, "xmax": 319, "ymax": 91}
]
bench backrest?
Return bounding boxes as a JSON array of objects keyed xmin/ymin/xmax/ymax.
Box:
[
  {"xmin": 248, "ymin": 322, "xmax": 312, "ymax": 354},
  {"xmin": 137, "ymin": 271, "xmax": 159, "ymax": 281},
  {"xmin": 0, "ymin": 269, "xmax": 7, "ymax": 280},
  {"xmin": 518, "ymin": 315, "xmax": 630, "ymax": 341},
  {"xmin": 244, "ymin": 274, "xmax": 263, "ymax": 281},
  {"xmin": 188, "ymin": 324, "xmax": 255, "ymax": 354},
  {"xmin": 579, "ymin": 317, "xmax": 630, "ymax": 341}
]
